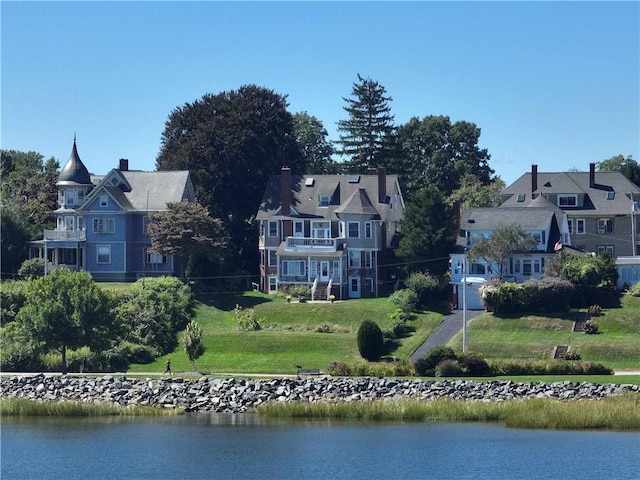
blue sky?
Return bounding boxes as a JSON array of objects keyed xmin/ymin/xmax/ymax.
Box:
[{"xmin": 2, "ymin": 1, "xmax": 638, "ymax": 186}]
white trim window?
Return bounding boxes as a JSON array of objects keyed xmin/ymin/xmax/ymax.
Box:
[
  {"xmin": 347, "ymin": 222, "xmax": 360, "ymax": 238},
  {"xmin": 365, "ymin": 222, "xmax": 372, "ymax": 239},
  {"xmin": 558, "ymin": 194, "xmax": 577, "ymax": 207},
  {"xmin": 319, "ymin": 195, "xmax": 331, "ymax": 207},
  {"xmin": 532, "ymin": 231, "xmax": 546, "ymax": 246},
  {"xmin": 293, "ymin": 221, "xmax": 304, "ymax": 237},
  {"xmin": 312, "ymin": 221, "xmax": 330, "ymax": 239},
  {"xmin": 576, "ymin": 219, "xmax": 586, "ymax": 234},
  {"xmin": 282, "ymin": 260, "xmax": 306, "ymax": 276},
  {"xmin": 97, "ymin": 245, "xmax": 111, "ymax": 264},
  {"xmin": 268, "ymin": 249, "xmax": 277, "ymax": 267},
  {"xmin": 93, "ymin": 218, "xmax": 115, "ymax": 234},
  {"xmin": 268, "ymin": 276, "xmax": 277, "ymax": 293},
  {"xmin": 268, "ymin": 220, "xmax": 279, "ymax": 237},
  {"xmin": 99, "ymin": 195, "xmax": 109, "ymax": 207},
  {"xmin": 146, "ymin": 251, "xmax": 167, "ymax": 264},
  {"xmin": 597, "ymin": 218, "xmax": 613, "ymax": 235}
]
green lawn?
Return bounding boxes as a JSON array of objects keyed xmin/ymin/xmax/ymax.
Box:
[
  {"xmin": 449, "ymin": 295, "xmax": 640, "ymax": 369},
  {"xmin": 128, "ymin": 294, "xmax": 442, "ymax": 374}
]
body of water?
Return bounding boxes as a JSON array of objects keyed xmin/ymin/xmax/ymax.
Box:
[{"xmin": 2, "ymin": 414, "xmax": 639, "ymax": 480}]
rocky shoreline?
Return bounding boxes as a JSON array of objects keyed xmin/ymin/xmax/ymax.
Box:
[{"xmin": 1, "ymin": 374, "xmax": 638, "ymax": 414}]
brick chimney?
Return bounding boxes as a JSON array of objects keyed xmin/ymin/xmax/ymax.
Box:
[
  {"xmin": 590, "ymin": 162, "xmax": 596, "ymax": 188},
  {"xmin": 531, "ymin": 164, "xmax": 538, "ymax": 194},
  {"xmin": 281, "ymin": 166, "xmax": 291, "ymax": 216},
  {"xmin": 119, "ymin": 158, "xmax": 129, "ymax": 171},
  {"xmin": 377, "ymin": 166, "xmax": 387, "ymax": 203}
]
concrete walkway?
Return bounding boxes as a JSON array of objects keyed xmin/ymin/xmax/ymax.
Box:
[{"xmin": 409, "ymin": 309, "xmax": 485, "ymax": 362}]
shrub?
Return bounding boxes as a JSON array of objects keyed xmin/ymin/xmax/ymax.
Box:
[
  {"xmin": 388, "ymin": 288, "xmax": 417, "ymax": 313},
  {"xmin": 562, "ymin": 351, "xmax": 582, "ymax": 361},
  {"xmin": 404, "ymin": 272, "xmax": 442, "ymax": 308},
  {"xmin": 234, "ymin": 304, "xmax": 262, "ymax": 331},
  {"xmin": 458, "ymin": 353, "xmax": 491, "ymax": 376},
  {"xmin": 315, "ymin": 322, "xmax": 333, "ymax": 333},
  {"xmin": 327, "ymin": 360, "xmax": 353, "ymax": 376},
  {"xmin": 588, "ymin": 305, "xmax": 602, "ymax": 316},
  {"xmin": 522, "ymin": 277, "xmax": 574, "ymax": 313},
  {"xmin": 436, "ymin": 359, "xmax": 463, "ymax": 377},
  {"xmin": 488, "ymin": 359, "xmax": 612, "ymax": 376},
  {"xmin": 18, "ymin": 257, "xmax": 46, "ymax": 280},
  {"xmin": 423, "ymin": 346, "xmax": 457, "ymax": 369},
  {"xmin": 583, "ymin": 320, "xmax": 599, "ymax": 334},
  {"xmin": 357, "ymin": 319, "xmax": 384, "ymax": 361}
]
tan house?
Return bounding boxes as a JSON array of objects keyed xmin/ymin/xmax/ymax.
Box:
[
  {"xmin": 256, "ymin": 167, "xmax": 404, "ymax": 299},
  {"xmin": 500, "ymin": 163, "xmax": 640, "ymax": 258}
]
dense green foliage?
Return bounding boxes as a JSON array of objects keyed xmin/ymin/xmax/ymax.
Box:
[
  {"xmin": 292, "ymin": 111, "xmax": 337, "ymax": 174},
  {"xmin": 0, "ymin": 150, "xmax": 59, "ymax": 279},
  {"xmin": 559, "ymin": 253, "xmax": 619, "ymax": 307},
  {"xmin": 14, "ymin": 269, "xmax": 117, "ymax": 373},
  {"xmin": 480, "ymin": 278, "xmax": 575, "ymax": 314},
  {"xmin": 597, "ymin": 154, "xmax": 640, "ymax": 186},
  {"xmin": 337, "ymin": 74, "xmax": 395, "ymax": 173},
  {"xmin": 404, "ymin": 272, "xmax": 446, "ymax": 308},
  {"xmin": 449, "ymin": 174, "xmax": 505, "ymax": 212},
  {"xmin": 391, "ymin": 115, "xmax": 494, "ymax": 200},
  {"xmin": 357, "ymin": 319, "xmax": 385, "ymax": 361},
  {"xmin": 388, "ymin": 288, "xmax": 418, "ymax": 313},
  {"xmin": 396, "ymin": 185, "xmax": 456, "ymax": 275},
  {"xmin": 156, "ymin": 85, "xmax": 305, "ymax": 282},
  {"xmin": 414, "ymin": 346, "xmax": 457, "ymax": 376},
  {"xmin": 117, "ymin": 277, "xmax": 194, "ymax": 357}
]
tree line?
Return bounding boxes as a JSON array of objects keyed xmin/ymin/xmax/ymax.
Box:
[{"xmin": 2, "ymin": 75, "xmax": 638, "ymax": 282}]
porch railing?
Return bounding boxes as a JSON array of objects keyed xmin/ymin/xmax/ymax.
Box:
[
  {"xmin": 44, "ymin": 229, "xmax": 86, "ymax": 241},
  {"xmin": 284, "ymin": 237, "xmax": 342, "ymax": 252}
]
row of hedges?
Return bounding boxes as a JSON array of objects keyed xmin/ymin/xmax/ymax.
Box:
[{"xmin": 479, "ymin": 277, "xmax": 619, "ymax": 314}]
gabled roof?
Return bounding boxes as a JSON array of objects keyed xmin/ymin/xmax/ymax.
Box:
[
  {"xmin": 79, "ymin": 169, "xmax": 193, "ymax": 212},
  {"xmin": 257, "ymin": 172, "xmax": 402, "ymax": 221},
  {"xmin": 334, "ymin": 188, "xmax": 380, "ymax": 218},
  {"xmin": 501, "ymin": 168, "xmax": 640, "ymax": 215},
  {"xmin": 57, "ymin": 138, "xmax": 93, "ymax": 187}
]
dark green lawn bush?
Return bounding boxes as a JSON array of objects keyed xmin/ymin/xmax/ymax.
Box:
[
  {"xmin": 0, "ymin": 280, "xmax": 27, "ymax": 326},
  {"xmin": 522, "ymin": 277, "xmax": 574, "ymax": 313},
  {"xmin": 414, "ymin": 346, "xmax": 457, "ymax": 376},
  {"xmin": 404, "ymin": 272, "xmax": 443, "ymax": 308},
  {"xmin": 388, "ymin": 289, "xmax": 417, "ymax": 313},
  {"xmin": 489, "ymin": 359, "xmax": 612, "ymax": 376},
  {"xmin": 357, "ymin": 320, "xmax": 384, "ymax": 361}
]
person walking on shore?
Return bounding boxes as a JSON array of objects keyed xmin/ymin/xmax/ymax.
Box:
[{"xmin": 164, "ymin": 359, "xmax": 171, "ymax": 375}]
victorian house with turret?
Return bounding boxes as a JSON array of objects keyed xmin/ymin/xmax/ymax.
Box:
[
  {"xmin": 31, "ymin": 139, "xmax": 194, "ymax": 281},
  {"xmin": 256, "ymin": 167, "xmax": 405, "ymax": 300}
]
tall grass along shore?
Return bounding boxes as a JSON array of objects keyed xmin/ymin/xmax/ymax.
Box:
[
  {"xmin": 256, "ymin": 394, "xmax": 640, "ymax": 430},
  {"xmin": 0, "ymin": 398, "xmax": 182, "ymax": 417}
]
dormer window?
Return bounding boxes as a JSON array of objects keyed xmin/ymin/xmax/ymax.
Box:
[
  {"xmin": 517, "ymin": 193, "xmax": 526, "ymax": 202},
  {"xmin": 606, "ymin": 191, "xmax": 615, "ymax": 200},
  {"xmin": 558, "ymin": 195, "xmax": 577, "ymax": 207},
  {"xmin": 319, "ymin": 195, "xmax": 330, "ymax": 207}
]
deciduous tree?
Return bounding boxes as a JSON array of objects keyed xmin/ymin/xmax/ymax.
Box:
[
  {"xmin": 393, "ymin": 116, "xmax": 493, "ymax": 200},
  {"xmin": 597, "ymin": 154, "xmax": 640, "ymax": 186},
  {"xmin": 293, "ymin": 111, "xmax": 337, "ymax": 174},
  {"xmin": 16, "ymin": 269, "xmax": 117, "ymax": 373},
  {"xmin": 156, "ymin": 85, "xmax": 305, "ymax": 276},
  {"xmin": 467, "ymin": 225, "xmax": 538, "ymax": 280},
  {"xmin": 450, "ymin": 174, "xmax": 505, "ymax": 212},
  {"xmin": 183, "ymin": 320, "xmax": 205, "ymax": 371}
]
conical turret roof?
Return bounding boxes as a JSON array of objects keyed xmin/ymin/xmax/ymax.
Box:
[{"xmin": 57, "ymin": 137, "xmax": 92, "ymax": 186}]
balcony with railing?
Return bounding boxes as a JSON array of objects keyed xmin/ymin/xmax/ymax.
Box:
[
  {"xmin": 284, "ymin": 236, "xmax": 343, "ymax": 252},
  {"xmin": 44, "ymin": 229, "xmax": 86, "ymax": 242}
]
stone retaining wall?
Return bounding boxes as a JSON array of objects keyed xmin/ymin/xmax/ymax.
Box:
[{"xmin": 1, "ymin": 374, "xmax": 638, "ymax": 413}]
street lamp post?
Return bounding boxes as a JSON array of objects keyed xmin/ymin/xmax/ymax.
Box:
[{"xmin": 462, "ymin": 255, "xmax": 467, "ymax": 352}]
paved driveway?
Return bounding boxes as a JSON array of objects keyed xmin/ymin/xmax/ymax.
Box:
[{"xmin": 409, "ymin": 309, "xmax": 485, "ymax": 362}]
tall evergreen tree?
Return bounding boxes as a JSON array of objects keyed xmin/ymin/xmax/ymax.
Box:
[
  {"xmin": 337, "ymin": 74, "xmax": 395, "ymax": 173},
  {"xmin": 396, "ymin": 185, "xmax": 456, "ymax": 275}
]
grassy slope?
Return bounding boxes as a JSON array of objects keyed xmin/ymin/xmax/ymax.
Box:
[
  {"xmin": 128, "ymin": 293, "xmax": 442, "ymax": 374},
  {"xmin": 449, "ymin": 295, "xmax": 640, "ymax": 369},
  {"xmin": 124, "ymin": 288, "xmax": 639, "ymax": 375}
]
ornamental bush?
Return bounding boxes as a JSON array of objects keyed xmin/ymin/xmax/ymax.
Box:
[
  {"xmin": 357, "ymin": 319, "xmax": 384, "ymax": 361},
  {"xmin": 404, "ymin": 272, "xmax": 443, "ymax": 308},
  {"xmin": 388, "ymin": 288, "xmax": 417, "ymax": 313},
  {"xmin": 522, "ymin": 277, "xmax": 575, "ymax": 313}
]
